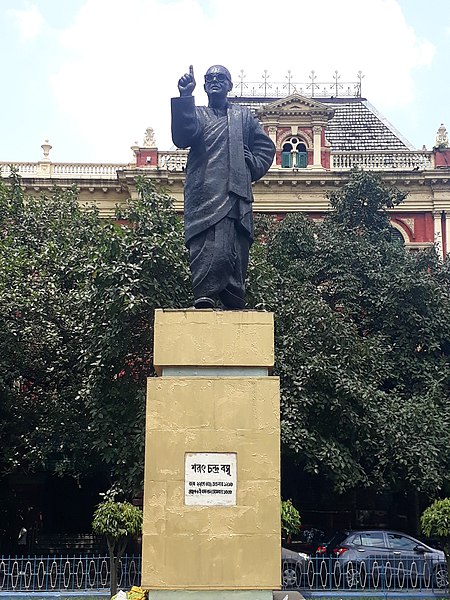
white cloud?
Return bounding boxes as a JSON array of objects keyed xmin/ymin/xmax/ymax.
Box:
[
  {"xmin": 49, "ymin": 0, "xmax": 436, "ymax": 161},
  {"xmin": 8, "ymin": 3, "xmax": 44, "ymax": 41}
]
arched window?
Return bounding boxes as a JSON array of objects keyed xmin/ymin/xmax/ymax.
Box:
[
  {"xmin": 390, "ymin": 227, "xmax": 405, "ymax": 246},
  {"xmin": 281, "ymin": 137, "xmax": 308, "ymax": 168}
]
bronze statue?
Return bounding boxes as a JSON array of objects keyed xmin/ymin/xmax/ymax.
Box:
[{"xmin": 171, "ymin": 65, "xmax": 275, "ymax": 309}]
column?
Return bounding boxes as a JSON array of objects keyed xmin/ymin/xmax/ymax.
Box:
[
  {"xmin": 433, "ymin": 211, "xmax": 443, "ymax": 259},
  {"xmin": 268, "ymin": 127, "xmax": 277, "ymax": 167},
  {"xmin": 312, "ymin": 126, "xmax": 322, "ymax": 169}
]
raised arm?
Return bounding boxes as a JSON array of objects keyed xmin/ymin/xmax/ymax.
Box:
[{"xmin": 171, "ymin": 65, "xmax": 201, "ymax": 149}]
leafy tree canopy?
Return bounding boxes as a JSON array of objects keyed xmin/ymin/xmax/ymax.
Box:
[
  {"xmin": 0, "ymin": 173, "xmax": 190, "ymax": 494},
  {"xmin": 2, "ymin": 167, "xmax": 450, "ymax": 512},
  {"xmin": 92, "ymin": 491, "xmax": 142, "ymax": 596},
  {"xmin": 421, "ymin": 498, "xmax": 450, "ymax": 571},
  {"xmin": 248, "ymin": 170, "xmax": 450, "ymax": 496}
]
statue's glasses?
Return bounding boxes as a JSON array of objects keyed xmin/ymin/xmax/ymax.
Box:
[{"xmin": 205, "ymin": 73, "xmax": 229, "ymax": 83}]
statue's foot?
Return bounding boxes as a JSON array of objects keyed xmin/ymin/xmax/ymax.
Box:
[
  {"xmin": 219, "ymin": 288, "xmax": 245, "ymax": 310},
  {"xmin": 194, "ymin": 296, "xmax": 215, "ymax": 309}
]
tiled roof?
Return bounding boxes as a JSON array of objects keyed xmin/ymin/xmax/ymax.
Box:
[
  {"xmin": 229, "ymin": 95, "xmax": 415, "ymax": 152},
  {"xmin": 322, "ymin": 98, "xmax": 414, "ymax": 151}
]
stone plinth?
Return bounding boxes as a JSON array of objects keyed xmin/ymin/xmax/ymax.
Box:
[{"xmin": 142, "ymin": 309, "xmax": 280, "ymax": 596}]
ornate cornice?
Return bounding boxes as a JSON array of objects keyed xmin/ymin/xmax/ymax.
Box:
[{"xmin": 258, "ymin": 94, "xmax": 335, "ymax": 119}]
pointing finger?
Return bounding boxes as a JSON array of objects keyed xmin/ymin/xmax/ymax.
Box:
[{"xmin": 189, "ymin": 65, "xmax": 194, "ymax": 78}]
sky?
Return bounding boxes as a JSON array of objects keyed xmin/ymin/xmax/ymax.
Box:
[{"xmin": 0, "ymin": 0, "xmax": 449, "ymax": 164}]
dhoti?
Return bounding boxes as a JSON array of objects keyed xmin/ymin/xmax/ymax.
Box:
[{"xmin": 188, "ymin": 212, "xmax": 250, "ymax": 309}]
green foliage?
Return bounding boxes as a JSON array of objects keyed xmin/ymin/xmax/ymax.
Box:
[
  {"xmin": 327, "ymin": 168, "xmax": 406, "ymax": 233},
  {"xmin": 92, "ymin": 496, "xmax": 142, "ymax": 597},
  {"xmin": 2, "ymin": 166, "xmax": 450, "ymax": 516},
  {"xmin": 421, "ymin": 498, "xmax": 450, "ymax": 540},
  {"xmin": 0, "ymin": 172, "xmax": 190, "ymax": 492},
  {"xmin": 78, "ymin": 177, "xmax": 190, "ymax": 492},
  {"xmin": 421, "ymin": 498, "xmax": 450, "ymax": 565},
  {"xmin": 248, "ymin": 170, "xmax": 450, "ymax": 496},
  {"xmin": 92, "ymin": 499, "xmax": 142, "ymax": 541},
  {"xmin": 281, "ymin": 498, "xmax": 302, "ymax": 538}
]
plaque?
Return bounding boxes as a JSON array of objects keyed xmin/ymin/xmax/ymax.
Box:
[{"xmin": 185, "ymin": 452, "xmax": 237, "ymax": 506}]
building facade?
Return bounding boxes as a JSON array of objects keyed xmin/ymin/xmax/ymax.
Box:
[{"xmin": 2, "ymin": 85, "xmax": 450, "ymax": 258}]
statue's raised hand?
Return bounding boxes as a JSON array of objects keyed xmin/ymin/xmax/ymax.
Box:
[{"xmin": 178, "ymin": 65, "xmax": 196, "ymax": 97}]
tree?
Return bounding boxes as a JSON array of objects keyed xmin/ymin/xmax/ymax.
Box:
[
  {"xmin": 0, "ymin": 173, "xmax": 109, "ymax": 479},
  {"xmin": 92, "ymin": 494, "xmax": 142, "ymax": 597},
  {"xmin": 247, "ymin": 170, "xmax": 450, "ymax": 508},
  {"xmin": 0, "ymin": 173, "xmax": 190, "ymax": 496},
  {"xmin": 421, "ymin": 498, "xmax": 450, "ymax": 580},
  {"xmin": 78, "ymin": 177, "xmax": 191, "ymax": 492},
  {"xmin": 326, "ymin": 168, "xmax": 406, "ymax": 232},
  {"xmin": 281, "ymin": 498, "xmax": 302, "ymax": 541}
]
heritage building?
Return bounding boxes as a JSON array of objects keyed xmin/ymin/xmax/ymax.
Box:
[
  {"xmin": 2, "ymin": 73, "xmax": 450, "ymax": 258},
  {"xmin": 2, "ymin": 74, "xmax": 450, "ymax": 554}
]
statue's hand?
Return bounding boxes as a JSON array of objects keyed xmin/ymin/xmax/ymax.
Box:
[{"xmin": 178, "ymin": 65, "xmax": 196, "ymax": 97}]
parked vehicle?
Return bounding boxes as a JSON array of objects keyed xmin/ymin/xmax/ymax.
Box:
[
  {"xmin": 281, "ymin": 547, "xmax": 311, "ymax": 588},
  {"xmin": 287, "ymin": 526, "xmax": 328, "ymax": 556},
  {"xmin": 317, "ymin": 529, "xmax": 448, "ymax": 589}
]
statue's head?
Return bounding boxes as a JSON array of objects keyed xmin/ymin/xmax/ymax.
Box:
[{"xmin": 204, "ymin": 65, "xmax": 233, "ymax": 103}]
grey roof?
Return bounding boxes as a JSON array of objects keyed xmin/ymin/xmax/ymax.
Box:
[
  {"xmin": 322, "ymin": 98, "xmax": 414, "ymax": 151},
  {"xmin": 229, "ymin": 95, "xmax": 415, "ymax": 152}
]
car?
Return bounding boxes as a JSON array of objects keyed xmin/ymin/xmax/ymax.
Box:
[
  {"xmin": 287, "ymin": 526, "xmax": 328, "ymax": 556},
  {"xmin": 317, "ymin": 529, "xmax": 448, "ymax": 590},
  {"xmin": 281, "ymin": 547, "xmax": 311, "ymax": 588}
]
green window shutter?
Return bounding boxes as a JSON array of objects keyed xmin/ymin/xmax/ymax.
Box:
[
  {"xmin": 282, "ymin": 152, "xmax": 292, "ymax": 168},
  {"xmin": 296, "ymin": 152, "xmax": 307, "ymax": 168}
]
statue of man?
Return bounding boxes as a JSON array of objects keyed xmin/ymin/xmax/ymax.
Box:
[{"xmin": 171, "ymin": 65, "xmax": 275, "ymax": 309}]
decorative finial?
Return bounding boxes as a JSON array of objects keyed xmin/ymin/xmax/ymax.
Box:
[
  {"xmin": 237, "ymin": 69, "xmax": 247, "ymax": 97},
  {"xmin": 259, "ymin": 70, "xmax": 272, "ymax": 96},
  {"xmin": 356, "ymin": 71, "xmax": 364, "ymax": 97},
  {"xmin": 41, "ymin": 139, "xmax": 52, "ymax": 160},
  {"xmin": 143, "ymin": 127, "xmax": 156, "ymax": 148},
  {"xmin": 435, "ymin": 123, "xmax": 449, "ymax": 149},
  {"xmin": 332, "ymin": 70, "xmax": 342, "ymax": 97},
  {"xmin": 284, "ymin": 70, "xmax": 294, "ymax": 95},
  {"xmin": 130, "ymin": 142, "xmax": 139, "ymax": 163},
  {"xmin": 308, "ymin": 70, "xmax": 318, "ymax": 97}
]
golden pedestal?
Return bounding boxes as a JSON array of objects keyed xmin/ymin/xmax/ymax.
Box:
[{"xmin": 142, "ymin": 310, "xmax": 280, "ymax": 600}]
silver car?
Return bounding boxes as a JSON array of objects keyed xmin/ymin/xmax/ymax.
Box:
[
  {"xmin": 282, "ymin": 547, "xmax": 311, "ymax": 588},
  {"xmin": 324, "ymin": 529, "xmax": 448, "ymax": 589}
]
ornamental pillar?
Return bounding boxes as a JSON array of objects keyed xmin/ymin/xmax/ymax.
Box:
[
  {"xmin": 433, "ymin": 211, "xmax": 443, "ymax": 259},
  {"xmin": 312, "ymin": 125, "xmax": 322, "ymax": 169},
  {"xmin": 268, "ymin": 126, "xmax": 277, "ymax": 167}
]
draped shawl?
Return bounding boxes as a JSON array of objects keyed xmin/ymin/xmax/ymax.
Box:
[{"xmin": 171, "ymin": 96, "xmax": 275, "ymax": 245}]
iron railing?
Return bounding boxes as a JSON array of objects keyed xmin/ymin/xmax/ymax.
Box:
[
  {"xmin": 233, "ymin": 70, "xmax": 364, "ymax": 99},
  {"xmin": 282, "ymin": 554, "xmax": 449, "ymax": 593},
  {"xmin": 2, "ymin": 553, "xmax": 447, "ymax": 593},
  {"xmin": 157, "ymin": 150, "xmax": 434, "ymax": 173},
  {"xmin": 331, "ymin": 150, "xmax": 434, "ymax": 171},
  {"xmin": 0, "ymin": 555, "xmax": 141, "ymax": 592}
]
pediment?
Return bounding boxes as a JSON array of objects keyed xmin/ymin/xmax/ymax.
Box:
[{"xmin": 258, "ymin": 94, "xmax": 334, "ymax": 118}]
